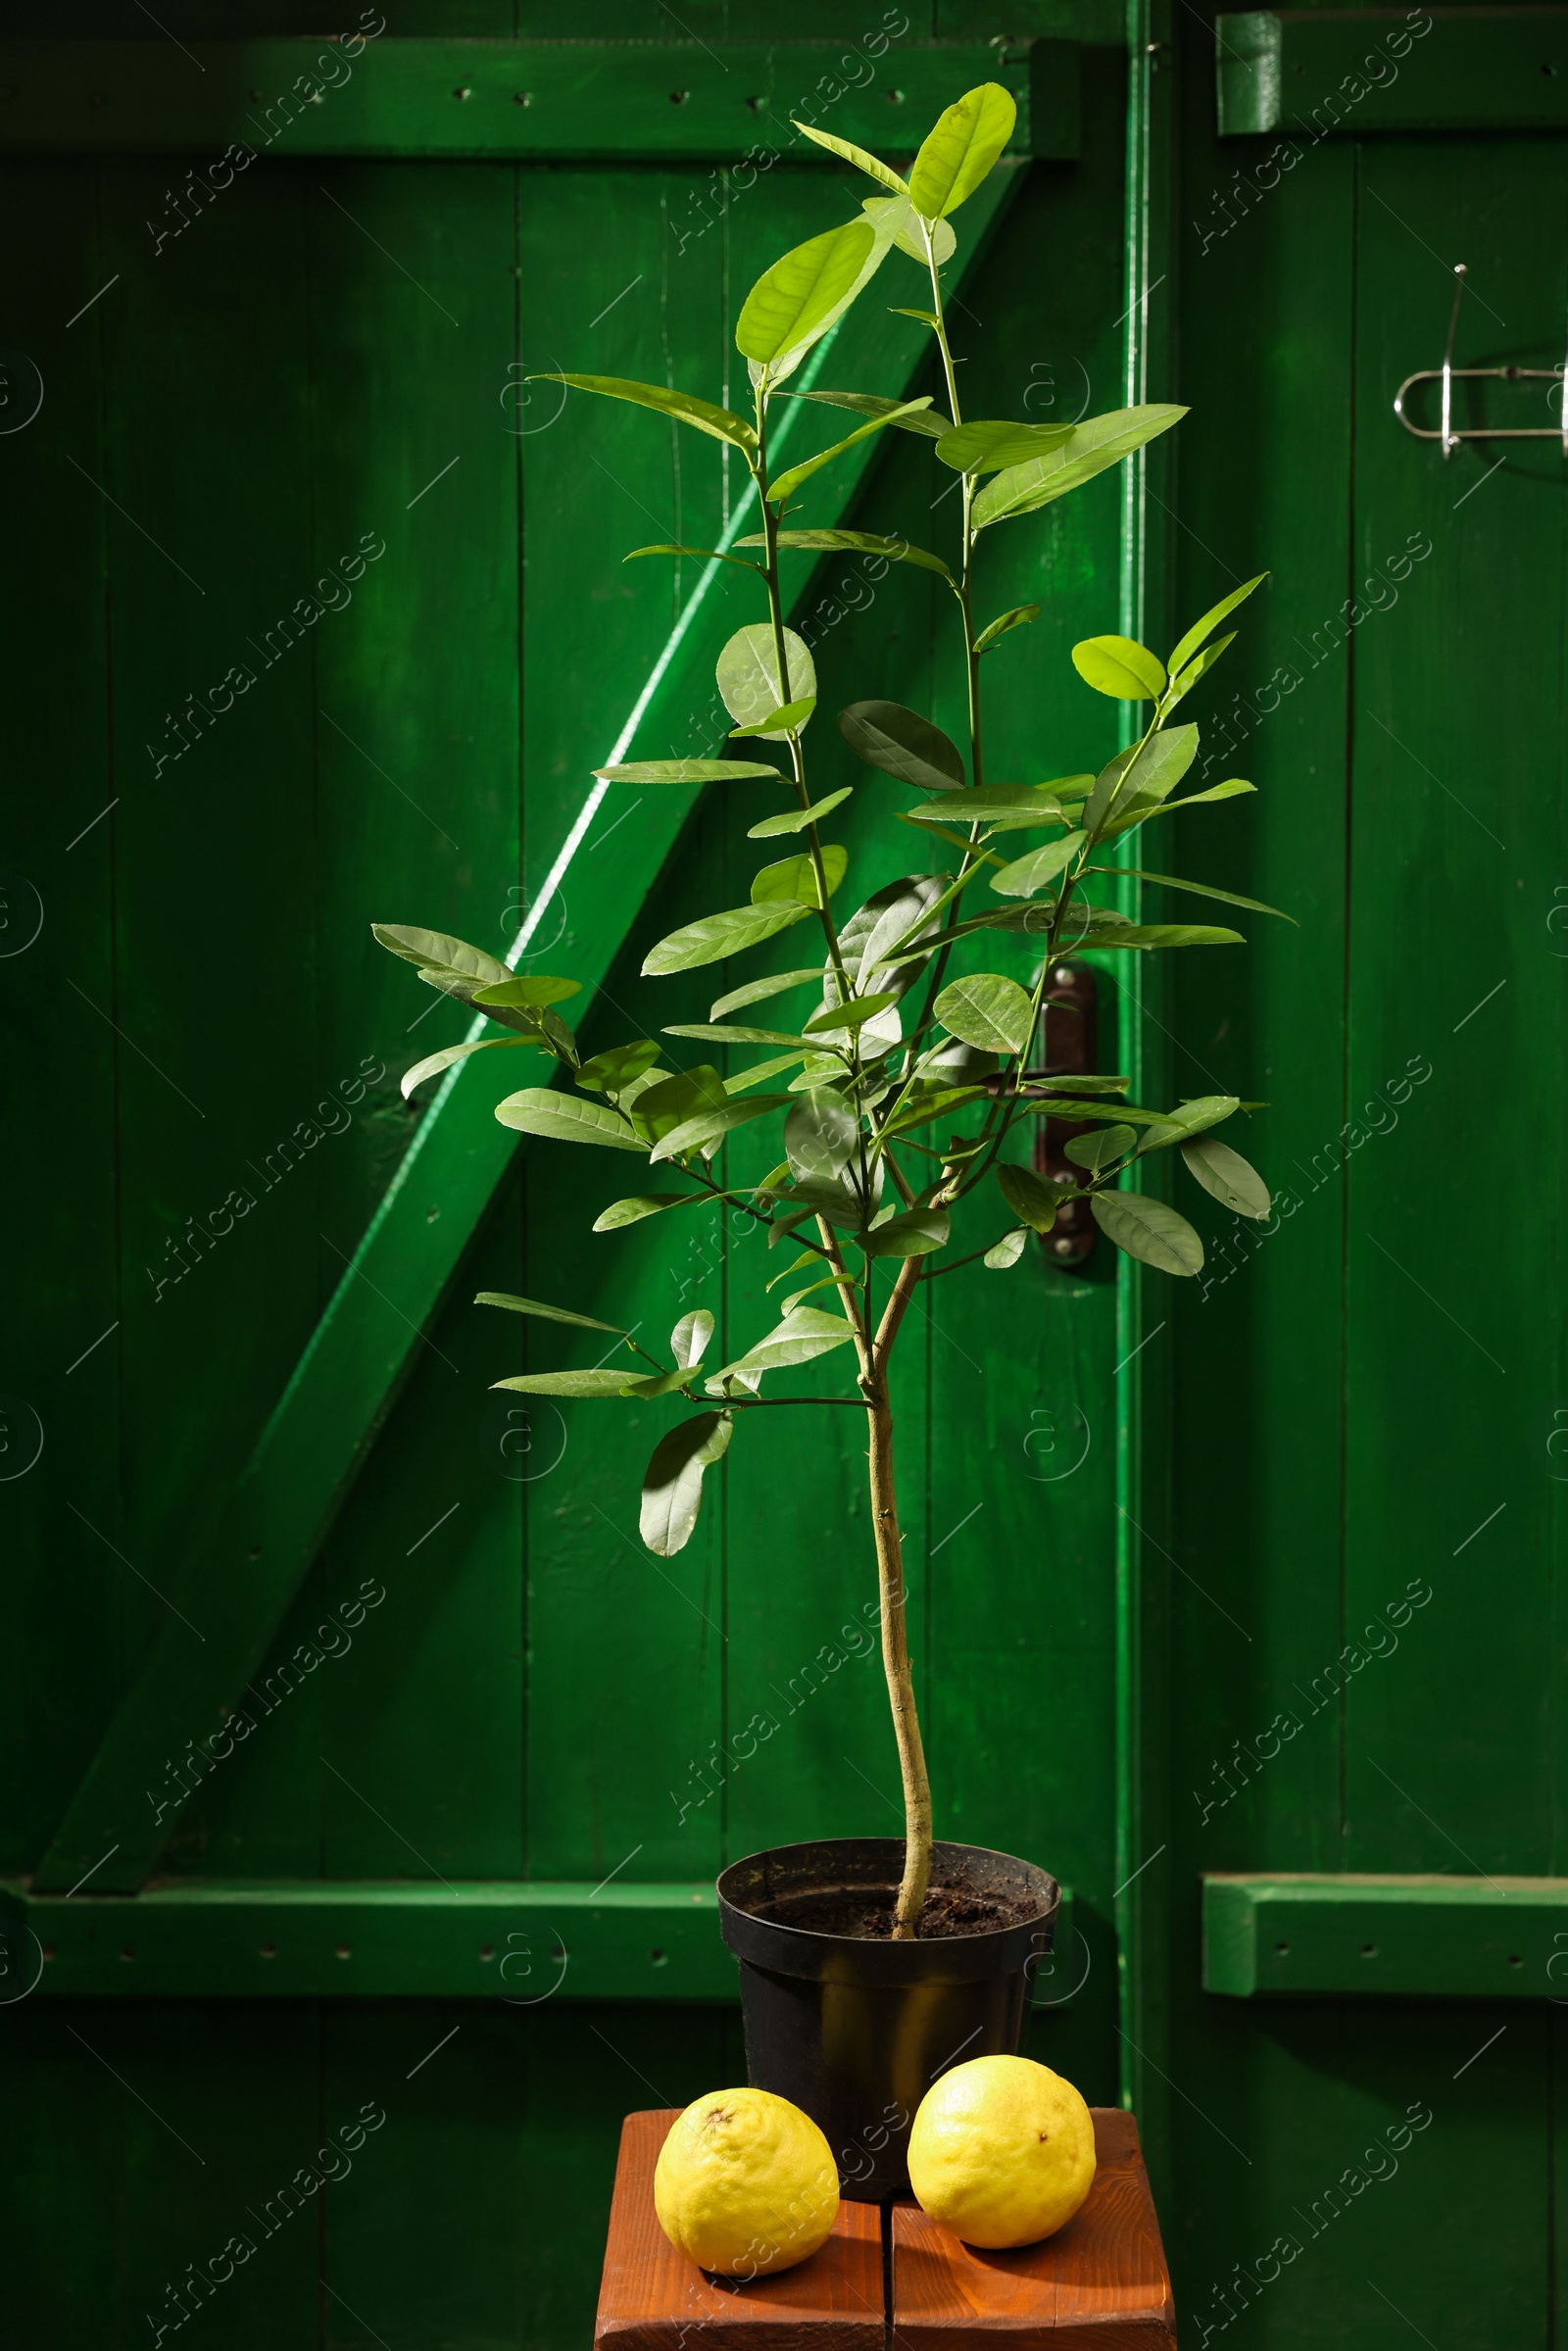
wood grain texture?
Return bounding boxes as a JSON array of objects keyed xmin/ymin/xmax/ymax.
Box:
[
  {"xmin": 596, "ymin": 2109, "xmax": 884, "ymax": 2351},
  {"xmin": 890, "ymin": 2110, "xmax": 1175, "ymax": 2351}
]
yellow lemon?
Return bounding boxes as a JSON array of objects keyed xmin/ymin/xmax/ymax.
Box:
[
  {"xmin": 654, "ymin": 2088, "xmax": 839, "ymax": 2277},
  {"xmin": 907, "ymin": 2055, "xmax": 1096, "ymax": 2248}
]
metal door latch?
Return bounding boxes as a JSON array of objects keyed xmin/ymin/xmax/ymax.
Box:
[{"xmin": 1030, "ymin": 961, "xmax": 1099, "ymax": 1268}]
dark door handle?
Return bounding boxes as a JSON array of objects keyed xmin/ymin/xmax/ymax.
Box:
[{"xmin": 1030, "ymin": 960, "xmax": 1099, "ymax": 1268}]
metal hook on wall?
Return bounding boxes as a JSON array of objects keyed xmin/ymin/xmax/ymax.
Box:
[{"xmin": 1393, "ymin": 262, "xmax": 1568, "ymax": 459}]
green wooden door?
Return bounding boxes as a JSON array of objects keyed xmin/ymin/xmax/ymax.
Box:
[
  {"xmin": 0, "ymin": 11, "xmax": 1162, "ymax": 2344},
  {"xmin": 1163, "ymin": 8, "xmax": 1568, "ymax": 2342}
]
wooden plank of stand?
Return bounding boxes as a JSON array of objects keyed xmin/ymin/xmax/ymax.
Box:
[
  {"xmin": 595, "ymin": 2111, "xmax": 885, "ymax": 2351},
  {"xmin": 889, "ymin": 2111, "xmax": 1176, "ymax": 2350}
]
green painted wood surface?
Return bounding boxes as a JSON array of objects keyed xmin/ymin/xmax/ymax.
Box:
[
  {"xmin": 0, "ymin": 36, "xmax": 1078, "ymax": 160},
  {"xmin": 1204, "ymin": 1876, "xmax": 1568, "ymax": 1998},
  {"xmin": 1216, "ymin": 8, "xmax": 1568, "ymax": 138}
]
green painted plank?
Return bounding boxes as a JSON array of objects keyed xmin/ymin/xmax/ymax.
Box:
[
  {"xmin": 1204, "ymin": 1874, "xmax": 1568, "ymax": 1997},
  {"xmin": 0, "ymin": 37, "xmax": 1077, "ymax": 159},
  {"xmin": 1216, "ymin": 8, "xmax": 1568, "ymax": 137},
  {"xmin": 32, "ymin": 162, "xmax": 1025, "ymax": 1899}
]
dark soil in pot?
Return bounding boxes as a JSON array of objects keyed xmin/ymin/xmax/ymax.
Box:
[{"xmin": 717, "ymin": 1837, "xmax": 1058, "ymax": 2202}]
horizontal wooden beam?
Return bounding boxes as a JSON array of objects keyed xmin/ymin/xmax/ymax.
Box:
[
  {"xmin": 0, "ymin": 37, "xmax": 1079, "ymax": 160},
  {"xmin": 1203, "ymin": 1873, "xmax": 1568, "ymax": 1999},
  {"xmin": 1, "ymin": 1879, "xmax": 1075, "ymax": 2000},
  {"xmin": 1216, "ymin": 8, "xmax": 1568, "ymax": 136}
]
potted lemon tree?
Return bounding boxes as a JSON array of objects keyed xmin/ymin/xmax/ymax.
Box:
[{"xmin": 373, "ymin": 84, "xmax": 1276, "ymax": 2198}]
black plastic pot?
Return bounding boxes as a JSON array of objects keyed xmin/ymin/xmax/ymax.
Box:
[{"xmin": 716, "ymin": 1837, "xmax": 1057, "ymax": 2202}]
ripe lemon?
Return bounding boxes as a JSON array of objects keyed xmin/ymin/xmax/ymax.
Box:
[
  {"xmin": 907, "ymin": 2055, "xmax": 1096, "ymax": 2248},
  {"xmin": 654, "ymin": 2088, "xmax": 839, "ymax": 2277}
]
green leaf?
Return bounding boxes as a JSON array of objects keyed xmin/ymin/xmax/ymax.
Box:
[
  {"xmin": 860, "ymin": 194, "xmax": 956, "ymax": 265},
  {"xmin": 884, "ymin": 1081, "xmax": 989, "ymax": 1137},
  {"xmin": 492, "ymin": 1369, "xmax": 644, "ymax": 1399},
  {"xmin": 372, "ymin": 923, "xmax": 511, "ymax": 987},
  {"xmin": 470, "ymin": 974, "xmax": 582, "ymax": 1009},
  {"xmin": 1182, "ymin": 1135, "xmax": 1271, "ymax": 1220},
  {"xmin": 1030, "ymin": 1074, "xmax": 1133, "ymax": 1096},
  {"xmin": 1115, "ymin": 868, "xmax": 1295, "ymax": 923},
  {"xmin": 1167, "ymin": 573, "xmax": 1267, "ymax": 679},
  {"xmin": 936, "ymin": 421, "xmax": 1073, "ymax": 474},
  {"xmin": 575, "ymin": 1039, "xmax": 663, "ymax": 1095},
  {"xmin": 889, "ymin": 305, "xmax": 941, "ymax": 328},
  {"xmin": 671, "ymin": 1308, "xmax": 714, "ymax": 1369},
  {"xmin": 973, "ymin": 403, "xmax": 1187, "ymax": 529},
  {"xmin": 908, "ymin": 80, "xmax": 1016, "ymax": 219},
  {"xmin": 985, "ymin": 1228, "xmax": 1029, "ymax": 1269},
  {"xmin": 1102, "ymin": 777, "xmax": 1256, "ymax": 836},
  {"xmin": 988, "ymin": 830, "xmax": 1085, "ymax": 899},
  {"xmin": 742, "ymin": 526, "xmax": 954, "ymax": 583},
  {"xmin": 1163, "ymin": 631, "xmax": 1236, "ymax": 710},
  {"xmin": 651, "ymin": 1094, "xmax": 792, "ymax": 1164},
  {"xmin": 1061, "ymin": 920, "xmax": 1244, "ymax": 952},
  {"xmin": 839, "ymin": 873, "xmax": 948, "ymax": 994},
  {"xmin": 475, "ymin": 1291, "xmax": 625, "ymax": 1336},
  {"xmin": 974, "ymin": 604, "xmax": 1042, "ymax": 655},
  {"xmin": 640, "ymin": 1410, "xmax": 734, "ymax": 1557},
  {"xmin": 628, "ymin": 1065, "xmax": 727, "ymax": 1145},
  {"xmin": 776, "ymin": 391, "xmax": 951, "ymax": 442},
  {"xmin": 729, "ymin": 697, "xmax": 816, "ymax": 738},
  {"xmin": 1064, "ymin": 1125, "xmax": 1137, "ymax": 1170},
  {"xmin": 803, "ymin": 990, "xmax": 899, "ymax": 1037},
  {"xmin": 839, "ymin": 700, "xmax": 964, "ymax": 791},
  {"xmin": 1135, "ymin": 1096, "xmax": 1241, "ymax": 1152},
  {"xmin": 861, "ymin": 1205, "xmax": 950, "ymax": 1259},
  {"xmin": 727, "ymin": 1052, "xmax": 811, "ymax": 1094},
  {"xmin": 708, "ymin": 1306, "xmax": 858, "ymax": 1386},
  {"xmin": 494, "ymin": 1089, "xmax": 647, "ymax": 1151},
  {"xmin": 623, "ymin": 543, "xmax": 763, "ymax": 574},
  {"xmin": 996, "ymin": 1162, "xmax": 1071, "ymax": 1232},
  {"xmin": 785, "ymin": 1089, "xmax": 859, "ymax": 1183},
  {"xmin": 662, "ymin": 1023, "xmax": 804, "ymax": 1049},
  {"xmin": 1085, "ymin": 725, "xmax": 1199, "ymax": 837},
  {"xmin": 768, "ymin": 397, "xmax": 934, "ymax": 506},
  {"xmin": 643, "ymin": 901, "xmax": 809, "ymax": 976},
  {"xmin": 531, "ymin": 372, "xmax": 756, "ymax": 455},
  {"xmin": 717, "ymin": 624, "xmax": 817, "ymax": 739},
  {"xmin": 1091, "ymin": 1191, "xmax": 1204, "ymax": 1276},
  {"xmin": 400, "ymin": 1035, "xmax": 532, "ymax": 1100},
  {"xmin": 736, "ymin": 219, "xmax": 876, "ymax": 366},
  {"xmin": 1072, "ymin": 635, "xmax": 1167, "ymax": 701},
  {"xmin": 749, "ymin": 788, "xmax": 854, "ymax": 839},
  {"xmin": 592, "ymin": 1193, "xmax": 691, "ymax": 1232},
  {"xmin": 752, "ymin": 846, "xmax": 847, "ymax": 907},
  {"xmin": 592, "ymin": 758, "xmax": 784, "ymax": 786},
  {"xmin": 792, "ymin": 121, "xmax": 907, "ymax": 193},
  {"xmin": 710, "ymin": 968, "xmax": 818, "ymax": 1020},
  {"xmin": 903, "ymin": 783, "xmax": 1073, "ymax": 833},
  {"xmin": 934, "ymin": 972, "xmax": 1034, "ymax": 1057}
]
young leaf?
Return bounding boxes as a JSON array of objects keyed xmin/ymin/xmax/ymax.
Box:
[
  {"xmin": 1167, "ymin": 573, "xmax": 1267, "ymax": 679},
  {"xmin": 1064, "ymin": 1124, "xmax": 1137, "ymax": 1170},
  {"xmin": 985, "ymin": 1228, "xmax": 1029, "ymax": 1269},
  {"xmin": 973, "ymin": 404, "xmax": 1187, "ymax": 529},
  {"xmin": 785, "ymin": 1089, "xmax": 859, "ymax": 1183},
  {"xmin": 717, "ymin": 624, "xmax": 817, "ymax": 738},
  {"xmin": 749, "ymin": 788, "xmax": 854, "ymax": 839},
  {"xmin": 530, "ymin": 372, "xmax": 756, "ymax": 455},
  {"xmin": 860, "ymin": 1205, "xmax": 950, "ymax": 1259},
  {"xmin": 736, "ymin": 219, "xmax": 876, "ymax": 367},
  {"xmin": 908, "ymin": 81, "xmax": 1016, "ymax": 219},
  {"xmin": 936, "ymin": 421, "xmax": 1073, "ymax": 474},
  {"xmin": 710, "ymin": 968, "xmax": 819, "ymax": 1020},
  {"xmin": 1163, "ymin": 630, "xmax": 1237, "ymax": 710},
  {"xmin": 974, "ymin": 604, "xmax": 1042, "ymax": 655},
  {"xmin": 1115, "ymin": 868, "xmax": 1296, "ymax": 922},
  {"xmin": 729, "ymin": 697, "xmax": 816, "ymax": 738},
  {"xmin": 1182, "ymin": 1135, "xmax": 1272, "ymax": 1220},
  {"xmin": 861, "ymin": 194, "xmax": 956, "ymax": 264},
  {"xmin": 988, "ymin": 830, "xmax": 1086, "ymax": 899},
  {"xmin": 792, "ymin": 121, "xmax": 907, "ymax": 193},
  {"xmin": 640, "ymin": 1410, "xmax": 734, "ymax": 1557},
  {"xmin": 708, "ymin": 1306, "xmax": 858, "ymax": 1385},
  {"xmin": 934, "ymin": 973, "xmax": 1034, "ymax": 1058},
  {"xmin": 741, "ymin": 526, "xmax": 955, "ymax": 583},
  {"xmin": 624, "ymin": 543, "xmax": 763, "ymax": 574},
  {"xmin": 1072, "ymin": 635, "xmax": 1167, "ymax": 701},
  {"xmin": 768, "ymin": 397, "xmax": 935, "ymax": 506},
  {"xmin": 495, "ymin": 1089, "xmax": 647, "ymax": 1151},
  {"xmin": 803, "ymin": 990, "xmax": 900, "ymax": 1037},
  {"xmin": 475, "ymin": 1291, "xmax": 625, "ymax": 1335},
  {"xmin": 575, "ymin": 1039, "xmax": 663, "ymax": 1095},
  {"xmin": 776, "ymin": 390, "xmax": 951, "ymax": 441},
  {"xmin": 996, "ymin": 1162, "xmax": 1071, "ymax": 1231},
  {"xmin": 752, "ymin": 846, "xmax": 848, "ymax": 907},
  {"xmin": 492, "ymin": 1369, "xmax": 647, "ymax": 1398},
  {"xmin": 670, "ymin": 1308, "xmax": 714, "ymax": 1369},
  {"xmin": 593, "ymin": 759, "xmax": 785, "ymax": 785},
  {"xmin": 1091, "ymin": 1191, "xmax": 1204, "ymax": 1276},
  {"xmin": 593, "ymin": 1193, "xmax": 692, "ymax": 1232},
  {"xmin": 400, "ymin": 1036, "xmax": 531, "ymax": 1100},
  {"xmin": 650, "ymin": 1095, "xmax": 793, "ymax": 1164},
  {"xmin": 643, "ymin": 902, "xmax": 809, "ymax": 976},
  {"xmin": 372, "ymin": 923, "xmax": 511, "ymax": 987},
  {"xmin": 839, "ymin": 701, "xmax": 964, "ymax": 791},
  {"xmin": 889, "ymin": 305, "xmax": 942, "ymax": 329},
  {"xmin": 1136, "ymin": 1095, "xmax": 1241, "ymax": 1151}
]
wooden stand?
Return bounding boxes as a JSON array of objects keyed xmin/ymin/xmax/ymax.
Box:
[{"xmin": 595, "ymin": 2109, "xmax": 1175, "ymax": 2351}]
